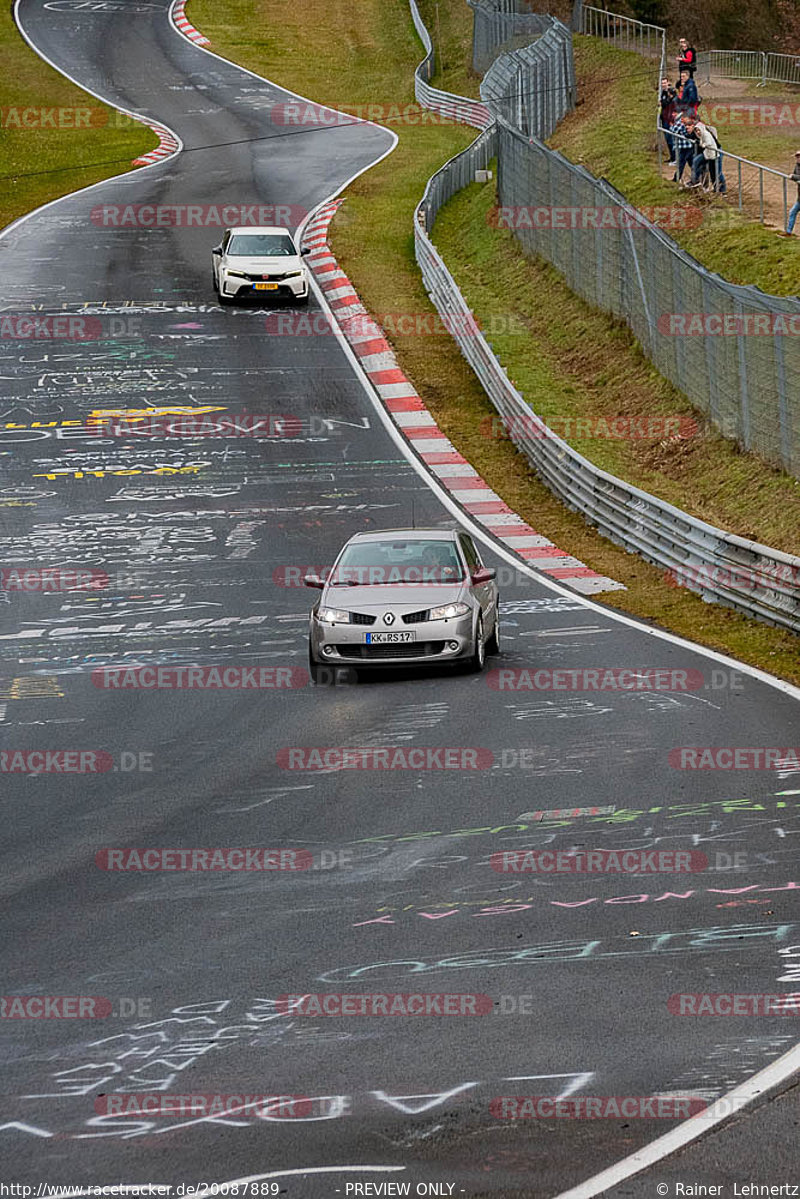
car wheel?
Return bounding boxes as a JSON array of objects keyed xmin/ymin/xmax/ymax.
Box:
[
  {"xmin": 466, "ymin": 614, "xmax": 486, "ymax": 673},
  {"xmin": 486, "ymin": 603, "xmax": 500, "ymax": 655},
  {"xmin": 217, "ymin": 283, "xmax": 234, "ymax": 307}
]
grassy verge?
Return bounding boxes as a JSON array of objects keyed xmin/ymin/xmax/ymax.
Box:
[
  {"xmin": 188, "ymin": 0, "xmax": 800, "ymax": 683},
  {"xmin": 0, "ymin": 6, "xmax": 156, "ymax": 231},
  {"xmin": 419, "ymin": 0, "xmax": 481, "ymax": 98}
]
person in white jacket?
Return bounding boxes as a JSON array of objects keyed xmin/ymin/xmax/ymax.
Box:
[{"xmin": 684, "ymin": 115, "xmax": 720, "ymax": 191}]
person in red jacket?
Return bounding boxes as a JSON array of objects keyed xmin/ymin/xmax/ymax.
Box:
[{"xmin": 677, "ymin": 38, "xmax": 698, "ymax": 76}]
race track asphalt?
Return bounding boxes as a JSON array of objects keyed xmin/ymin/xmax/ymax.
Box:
[{"xmin": 1, "ymin": 2, "xmax": 799, "ymax": 1194}]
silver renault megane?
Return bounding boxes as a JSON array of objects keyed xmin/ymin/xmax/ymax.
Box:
[{"xmin": 305, "ymin": 528, "xmax": 500, "ymax": 681}]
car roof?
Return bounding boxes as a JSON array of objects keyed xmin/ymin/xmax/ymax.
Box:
[
  {"xmin": 225, "ymin": 227, "xmax": 295, "ymax": 236},
  {"xmin": 346, "ymin": 528, "xmax": 460, "ymax": 543}
]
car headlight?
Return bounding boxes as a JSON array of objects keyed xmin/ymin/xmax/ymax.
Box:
[
  {"xmin": 317, "ymin": 606, "xmax": 350, "ymax": 624},
  {"xmin": 283, "ymin": 270, "xmax": 304, "ymax": 278},
  {"xmin": 225, "ymin": 269, "xmax": 248, "ymax": 278},
  {"xmin": 427, "ymin": 602, "xmax": 470, "ymax": 620}
]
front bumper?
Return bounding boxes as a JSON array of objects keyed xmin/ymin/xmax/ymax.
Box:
[
  {"xmin": 310, "ymin": 612, "xmax": 474, "ymax": 668},
  {"xmin": 221, "ymin": 273, "xmax": 308, "ymax": 299}
]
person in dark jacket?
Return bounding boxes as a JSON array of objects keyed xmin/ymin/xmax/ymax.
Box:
[
  {"xmin": 659, "ymin": 77, "xmax": 677, "ymax": 163},
  {"xmin": 677, "ymin": 38, "xmax": 697, "ymax": 75},
  {"xmin": 778, "ymin": 150, "xmax": 800, "ymax": 235},
  {"xmin": 675, "ymin": 69, "xmax": 699, "ymax": 117}
]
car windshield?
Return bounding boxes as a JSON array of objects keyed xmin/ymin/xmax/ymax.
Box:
[
  {"xmin": 330, "ymin": 539, "xmax": 464, "ymax": 585},
  {"xmin": 227, "ymin": 234, "xmax": 296, "ymax": 257}
]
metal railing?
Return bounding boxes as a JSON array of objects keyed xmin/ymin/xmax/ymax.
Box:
[
  {"xmin": 765, "ymin": 51, "xmax": 800, "ymax": 86},
  {"xmin": 660, "ymin": 129, "xmax": 793, "ymax": 228},
  {"xmin": 581, "ymin": 3, "xmax": 665, "ymax": 70},
  {"xmin": 696, "ymin": 48, "xmax": 800, "ymax": 87},
  {"xmin": 695, "ymin": 49, "xmax": 765, "ymax": 84}
]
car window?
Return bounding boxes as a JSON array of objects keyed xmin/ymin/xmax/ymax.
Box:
[
  {"xmin": 330, "ymin": 539, "xmax": 464, "ymax": 585},
  {"xmin": 227, "ymin": 234, "xmax": 297, "ymax": 257},
  {"xmin": 459, "ymin": 534, "xmax": 480, "ymax": 572}
]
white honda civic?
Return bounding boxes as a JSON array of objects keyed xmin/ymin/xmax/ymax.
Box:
[{"xmin": 211, "ymin": 226, "xmax": 311, "ymax": 305}]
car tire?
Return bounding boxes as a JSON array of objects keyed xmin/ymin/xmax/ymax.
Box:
[
  {"xmin": 466, "ymin": 615, "xmax": 486, "ymax": 673},
  {"xmin": 486, "ymin": 603, "xmax": 500, "ymax": 655},
  {"xmin": 217, "ymin": 284, "xmax": 234, "ymax": 307}
]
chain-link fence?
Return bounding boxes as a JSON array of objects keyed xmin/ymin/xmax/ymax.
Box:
[
  {"xmin": 468, "ymin": 0, "xmax": 556, "ymax": 73},
  {"xmin": 481, "ymin": 18, "xmax": 576, "ymax": 136},
  {"xmin": 492, "ymin": 114, "xmax": 800, "ymax": 475}
]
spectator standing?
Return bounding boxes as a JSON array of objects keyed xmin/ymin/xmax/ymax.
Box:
[
  {"xmin": 675, "ymin": 69, "xmax": 699, "ymax": 118},
  {"xmin": 659, "ymin": 77, "xmax": 677, "ymax": 164},
  {"xmin": 685, "ymin": 116, "xmax": 720, "ymax": 191},
  {"xmin": 778, "ymin": 150, "xmax": 800, "ymax": 235},
  {"xmin": 677, "ymin": 38, "xmax": 698, "ymax": 76},
  {"xmin": 671, "ymin": 112, "xmax": 696, "ymax": 184}
]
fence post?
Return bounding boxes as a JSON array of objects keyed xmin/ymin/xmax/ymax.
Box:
[
  {"xmin": 760, "ymin": 51, "xmax": 767, "ymax": 86},
  {"xmin": 570, "ymin": 0, "xmax": 582, "ymax": 33}
]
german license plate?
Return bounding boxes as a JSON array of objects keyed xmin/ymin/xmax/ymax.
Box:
[
  {"xmin": 365, "ymin": 631, "xmax": 415, "ymax": 644},
  {"xmin": 254, "ymin": 283, "xmax": 279, "ymax": 290}
]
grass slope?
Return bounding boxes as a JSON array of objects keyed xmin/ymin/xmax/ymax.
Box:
[{"xmin": 0, "ymin": 6, "xmax": 156, "ymax": 231}]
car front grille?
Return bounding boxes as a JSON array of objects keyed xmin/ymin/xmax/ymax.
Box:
[
  {"xmin": 335, "ymin": 642, "xmax": 445, "ymax": 660},
  {"xmin": 349, "ymin": 612, "xmax": 377, "ymax": 626},
  {"xmin": 401, "ymin": 609, "xmax": 430, "ymax": 624}
]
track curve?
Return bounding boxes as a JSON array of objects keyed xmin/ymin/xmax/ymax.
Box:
[{"xmin": 1, "ymin": 1, "xmax": 799, "ymax": 1194}]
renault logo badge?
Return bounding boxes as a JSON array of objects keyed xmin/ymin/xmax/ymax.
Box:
[{"xmin": 383, "ymin": 612, "xmax": 395, "ymax": 625}]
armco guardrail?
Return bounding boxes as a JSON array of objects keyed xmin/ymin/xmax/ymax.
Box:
[
  {"xmin": 410, "ymin": 0, "xmax": 492, "ymax": 128},
  {"xmin": 409, "ymin": 3, "xmax": 800, "ymax": 630},
  {"xmin": 414, "ymin": 127, "xmax": 800, "ymax": 632}
]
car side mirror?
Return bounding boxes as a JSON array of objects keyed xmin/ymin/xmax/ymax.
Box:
[
  {"xmin": 212, "ymin": 247, "xmax": 222, "ymax": 255},
  {"xmin": 471, "ymin": 567, "xmax": 496, "ymax": 584},
  {"xmin": 300, "ymin": 246, "xmax": 312, "ymax": 256},
  {"xmin": 304, "ymin": 574, "xmax": 325, "ymax": 589}
]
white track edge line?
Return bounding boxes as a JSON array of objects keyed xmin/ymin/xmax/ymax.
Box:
[
  {"xmin": 552, "ymin": 1040, "xmax": 800, "ymax": 1199},
  {"xmin": 167, "ymin": 0, "xmax": 399, "ymax": 144},
  {"xmin": 3, "ymin": 0, "xmax": 183, "ymax": 242}
]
